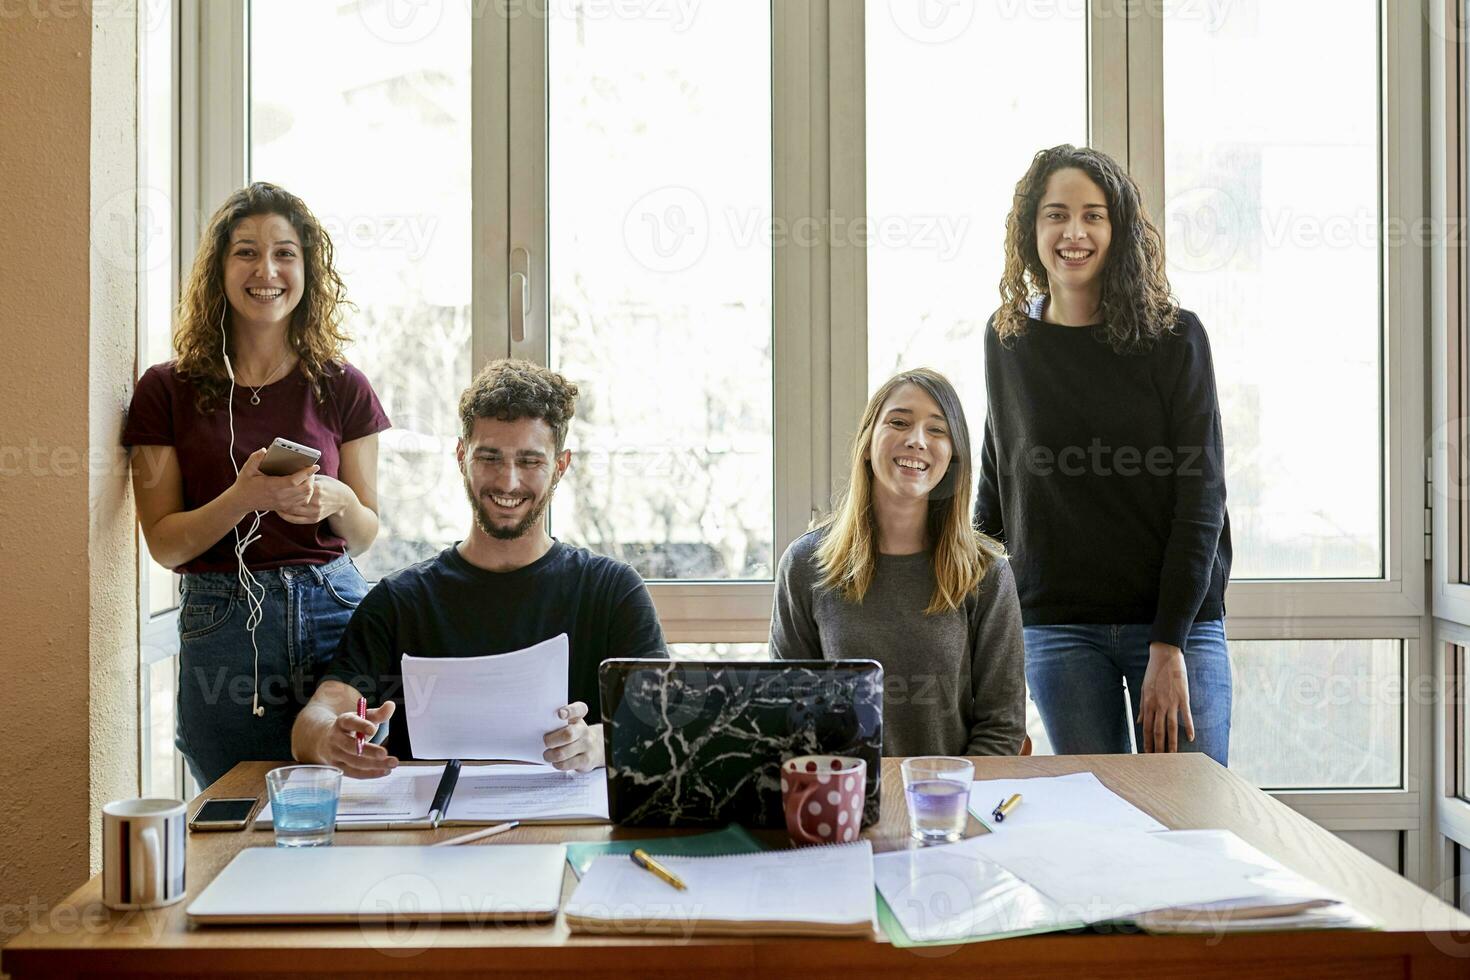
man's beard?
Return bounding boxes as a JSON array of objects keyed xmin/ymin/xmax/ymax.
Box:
[{"xmin": 464, "ymin": 477, "xmax": 556, "ymax": 541}]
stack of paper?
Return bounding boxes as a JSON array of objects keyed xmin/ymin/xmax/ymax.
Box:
[
  {"xmin": 255, "ymin": 764, "xmax": 447, "ymax": 828},
  {"xmin": 254, "ymin": 763, "xmax": 608, "ymax": 829},
  {"xmin": 442, "ymin": 764, "xmax": 608, "ymax": 824},
  {"xmin": 1133, "ymin": 830, "xmax": 1374, "ymax": 934},
  {"xmin": 875, "ymin": 821, "xmax": 1369, "ymax": 946},
  {"xmin": 566, "ymin": 842, "xmax": 876, "ymax": 937}
]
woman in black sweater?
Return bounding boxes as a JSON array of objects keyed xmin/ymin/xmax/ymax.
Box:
[{"xmin": 975, "ymin": 144, "xmax": 1233, "ymax": 764}]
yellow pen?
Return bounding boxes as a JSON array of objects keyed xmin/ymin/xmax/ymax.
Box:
[
  {"xmin": 992, "ymin": 793, "xmax": 1023, "ymax": 823},
  {"xmin": 630, "ymin": 848, "xmax": 687, "ymax": 890}
]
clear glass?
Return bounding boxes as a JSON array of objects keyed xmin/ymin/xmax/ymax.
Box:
[
  {"xmin": 901, "ymin": 756, "xmax": 974, "ymax": 844},
  {"xmin": 547, "ymin": 4, "xmax": 774, "ymax": 581},
  {"xmin": 266, "ymin": 765, "xmax": 342, "ymax": 847},
  {"xmin": 1229, "ymin": 639, "xmax": 1403, "ymax": 790},
  {"xmin": 864, "ymin": 0, "xmax": 1086, "ymax": 422},
  {"xmin": 249, "ymin": 1, "xmax": 472, "ymax": 581},
  {"xmin": 1163, "ymin": 3, "xmax": 1382, "ymax": 578}
]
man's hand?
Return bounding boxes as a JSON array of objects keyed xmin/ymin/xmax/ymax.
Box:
[
  {"xmin": 306, "ymin": 699, "xmax": 400, "ymax": 778},
  {"xmin": 542, "ymin": 702, "xmax": 602, "ymax": 772},
  {"xmin": 1138, "ymin": 642, "xmax": 1195, "ymax": 753}
]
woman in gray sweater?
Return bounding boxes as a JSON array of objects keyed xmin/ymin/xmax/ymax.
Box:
[{"xmin": 770, "ymin": 368, "xmax": 1026, "ymax": 757}]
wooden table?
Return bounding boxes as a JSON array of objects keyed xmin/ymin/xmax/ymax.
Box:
[{"xmin": 5, "ymin": 755, "xmax": 1470, "ymax": 979}]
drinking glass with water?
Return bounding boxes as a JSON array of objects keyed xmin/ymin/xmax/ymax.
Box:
[
  {"xmin": 266, "ymin": 765, "xmax": 342, "ymax": 847},
  {"xmin": 901, "ymin": 757, "xmax": 974, "ymax": 844}
]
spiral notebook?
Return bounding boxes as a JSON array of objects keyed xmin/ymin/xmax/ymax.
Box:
[{"xmin": 563, "ymin": 841, "xmax": 876, "ymax": 938}]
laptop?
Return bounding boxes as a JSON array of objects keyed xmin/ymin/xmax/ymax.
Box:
[
  {"xmin": 187, "ymin": 844, "xmax": 566, "ymax": 924},
  {"xmin": 599, "ymin": 659, "xmax": 883, "ymax": 828}
]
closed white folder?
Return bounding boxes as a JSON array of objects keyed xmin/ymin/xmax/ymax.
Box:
[{"xmin": 187, "ymin": 844, "xmax": 566, "ymax": 924}]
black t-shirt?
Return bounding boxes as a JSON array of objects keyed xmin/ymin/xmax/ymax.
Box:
[{"xmin": 323, "ymin": 541, "xmax": 667, "ymax": 760}]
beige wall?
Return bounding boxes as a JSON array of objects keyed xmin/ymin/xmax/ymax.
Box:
[{"xmin": 0, "ymin": 2, "xmax": 139, "ymax": 938}]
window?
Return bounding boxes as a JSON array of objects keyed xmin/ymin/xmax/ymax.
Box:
[
  {"xmin": 546, "ymin": 4, "xmax": 774, "ymax": 581},
  {"xmin": 193, "ymin": 5, "xmax": 1427, "ymax": 823},
  {"xmin": 1230, "ymin": 639, "xmax": 1403, "ymax": 790},
  {"xmin": 864, "ymin": 0, "xmax": 1087, "ymax": 416},
  {"xmin": 1163, "ymin": 2, "xmax": 1383, "ymax": 579},
  {"xmin": 249, "ymin": 0, "xmax": 473, "ymax": 581}
]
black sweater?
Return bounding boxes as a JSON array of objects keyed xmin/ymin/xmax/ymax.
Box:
[{"xmin": 974, "ymin": 308, "xmax": 1231, "ymax": 649}]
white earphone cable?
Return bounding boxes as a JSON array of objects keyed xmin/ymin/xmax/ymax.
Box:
[{"xmin": 222, "ymin": 305, "xmax": 269, "ymax": 718}]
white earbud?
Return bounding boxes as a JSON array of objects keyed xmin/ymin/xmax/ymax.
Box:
[{"xmin": 221, "ymin": 306, "xmax": 235, "ymax": 379}]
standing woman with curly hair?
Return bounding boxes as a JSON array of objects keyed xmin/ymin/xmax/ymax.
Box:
[
  {"xmin": 123, "ymin": 182, "xmax": 391, "ymax": 786},
  {"xmin": 975, "ymin": 145, "xmax": 1233, "ymax": 764}
]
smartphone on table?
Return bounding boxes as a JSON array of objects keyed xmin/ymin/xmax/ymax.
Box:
[{"xmin": 188, "ymin": 797, "xmax": 260, "ymax": 832}]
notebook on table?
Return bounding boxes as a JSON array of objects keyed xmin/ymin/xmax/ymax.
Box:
[
  {"xmin": 599, "ymin": 658, "xmax": 884, "ymax": 828},
  {"xmin": 187, "ymin": 844, "xmax": 567, "ymax": 925},
  {"xmin": 564, "ymin": 841, "xmax": 876, "ymax": 938},
  {"xmin": 252, "ymin": 761, "xmax": 608, "ymax": 830}
]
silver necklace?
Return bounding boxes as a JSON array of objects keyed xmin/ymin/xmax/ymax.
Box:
[{"xmin": 243, "ymin": 351, "xmax": 293, "ymax": 405}]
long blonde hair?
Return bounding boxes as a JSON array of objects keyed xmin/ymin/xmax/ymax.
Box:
[
  {"xmin": 815, "ymin": 368, "xmax": 1003, "ymax": 614},
  {"xmin": 173, "ymin": 182, "xmax": 353, "ymax": 411}
]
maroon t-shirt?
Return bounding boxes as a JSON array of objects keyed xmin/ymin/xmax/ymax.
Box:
[{"xmin": 122, "ymin": 360, "xmax": 392, "ymax": 574}]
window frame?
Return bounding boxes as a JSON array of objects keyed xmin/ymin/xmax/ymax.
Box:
[
  {"xmin": 186, "ymin": 1, "xmax": 1433, "ymax": 846},
  {"xmin": 1430, "ymin": 0, "xmax": 1470, "ymax": 898}
]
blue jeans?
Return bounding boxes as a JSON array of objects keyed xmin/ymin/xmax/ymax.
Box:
[
  {"xmin": 1024, "ymin": 620, "xmax": 1232, "ymax": 766},
  {"xmin": 176, "ymin": 553, "xmax": 369, "ymax": 787}
]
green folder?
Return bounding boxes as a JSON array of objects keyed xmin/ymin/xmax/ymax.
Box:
[{"xmin": 564, "ymin": 824, "xmax": 766, "ymax": 878}]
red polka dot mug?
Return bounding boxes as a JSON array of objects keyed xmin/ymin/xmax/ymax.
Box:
[{"xmin": 780, "ymin": 755, "xmax": 867, "ymax": 846}]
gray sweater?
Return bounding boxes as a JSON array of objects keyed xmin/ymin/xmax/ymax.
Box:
[{"xmin": 769, "ymin": 529, "xmax": 1027, "ymax": 758}]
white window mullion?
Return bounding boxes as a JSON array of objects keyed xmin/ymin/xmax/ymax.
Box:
[
  {"xmin": 828, "ymin": 0, "xmax": 869, "ymax": 508},
  {"xmin": 473, "ymin": 11, "xmax": 512, "ymax": 370},
  {"xmin": 1124, "ymin": 1, "xmax": 1164, "ymax": 217},
  {"xmin": 1088, "ymin": 0, "xmax": 1129, "ymax": 167},
  {"xmin": 506, "ymin": 6, "xmax": 547, "ymax": 366},
  {"xmin": 187, "ymin": 0, "xmax": 246, "ymax": 252}
]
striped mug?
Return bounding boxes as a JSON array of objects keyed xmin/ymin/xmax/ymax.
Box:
[{"xmin": 102, "ymin": 798, "xmax": 187, "ymax": 910}]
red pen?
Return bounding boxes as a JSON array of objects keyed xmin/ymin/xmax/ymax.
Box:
[{"xmin": 355, "ymin": 696, "xmax": 367, "ymax": 756}]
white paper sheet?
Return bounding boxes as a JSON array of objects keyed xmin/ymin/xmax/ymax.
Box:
[
  {"xmin": 445, "ymin": 765, "xmax": 610, "ymax": 822},
  {"xmin": 968, "ymin": 771, "xmax": 1167, "ymax": 833},
  {"xmin": 960, "ymin": 821, "xmax": 1267, "ymax": 919},
  {"xmin": 873, "ymin": 836, "xmax": 1079, "ymax": 943},
  {"xmin": 401, "ymin": 634, "xmax": 569, "ymax": 762}
]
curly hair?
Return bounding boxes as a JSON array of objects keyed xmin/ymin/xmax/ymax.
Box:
[
  {"xmin": 996, "ymin": 144, "xmax": 1177, "ymax": 354},
  {"xmin": 173, "ymin": 182, "xmax": 352, "ymax": 411},
  {"xmin": 459, "ymin": 359, "xmax": 580, "ymax": 451}
]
